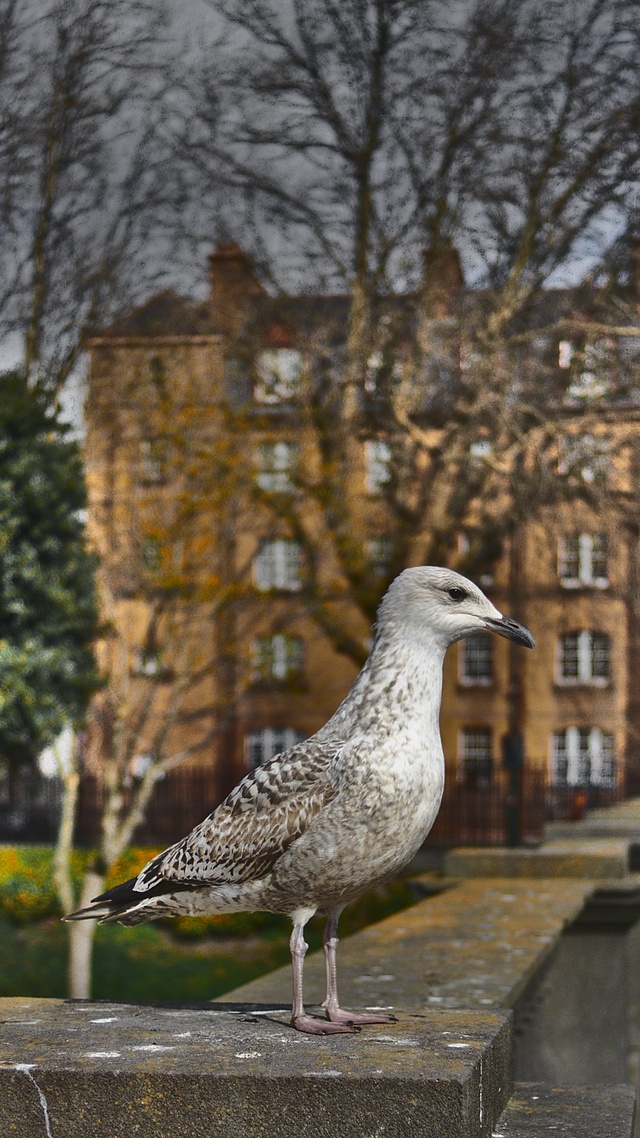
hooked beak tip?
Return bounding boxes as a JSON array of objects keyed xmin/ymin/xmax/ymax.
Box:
[{"xmin": 483, "ymin": 615, "xmax": 535, "ymax": 649}]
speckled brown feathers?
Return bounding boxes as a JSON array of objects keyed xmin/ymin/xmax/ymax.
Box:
[{"xmin": 134, "ymin": 742, "xmax": 338, "ymax": 892}]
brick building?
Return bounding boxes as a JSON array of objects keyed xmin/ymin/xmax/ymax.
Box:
[{"xmin": 83, "ymin": 242, "xmax": 640, "ymax": 834}]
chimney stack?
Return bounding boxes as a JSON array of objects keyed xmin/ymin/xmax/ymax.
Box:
[
  {"xmin": 208, "ymin": 242, "xmax": 266, "ymax": 336},
  {"xmin": 421, "ymin": 242, "xmax": 464, "ymax": 319}
]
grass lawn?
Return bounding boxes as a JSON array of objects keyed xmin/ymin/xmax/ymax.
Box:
[{"xmin": 0, "ymin": 879, "xmax": 416, "ymax": 1003}]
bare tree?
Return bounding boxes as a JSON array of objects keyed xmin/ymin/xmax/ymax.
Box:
[
  {"xmin": 55, "ymin": 357, "xmax": 266, "ymax": 997},
  {"xmin": 176, "ymin": 0, "xmax": 640, "ymax": 662},
  {"xmin": 0, "ymin": 0, "xmax": 188, "ymax": 396}
]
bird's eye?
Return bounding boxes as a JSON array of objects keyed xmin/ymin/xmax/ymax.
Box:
[{"xmin": 447, "ymin": 587, "xmax": 467, "ymax": 602}]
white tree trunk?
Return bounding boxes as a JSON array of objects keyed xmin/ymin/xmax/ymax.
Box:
[
  {"xmin": 53, "ymin": 769, "xmax": 79, "ymax": 917},
  {"xmin": 68, "ymin": 871, "xmax": 104, "ymax": 999}
]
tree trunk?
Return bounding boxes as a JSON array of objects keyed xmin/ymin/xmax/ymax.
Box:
[
  {"xmin": 53, "ymin": 768, "xmax": 79, "ymax": 917},
  {"xmin": 67, "ymin": 871, "xmax": 104, "ymax": 999}
]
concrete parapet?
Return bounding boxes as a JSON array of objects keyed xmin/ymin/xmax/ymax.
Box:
[
  {"xmin": 494, "ymin": 1084, "xmax": 636, "ymax": 1138},
  {"xmin": 0, "ymin": 997, "xmax": 512, "ymax": 1138}
]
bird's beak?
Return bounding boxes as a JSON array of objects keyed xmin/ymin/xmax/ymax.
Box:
[{"xmin": 483, "ymin": 615, "xmax": 535, "ymax": 649}]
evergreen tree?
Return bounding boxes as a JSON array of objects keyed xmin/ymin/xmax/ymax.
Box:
[{"xmin": 0, "ymin": 371, "xmax": 100, "ymax": 784}]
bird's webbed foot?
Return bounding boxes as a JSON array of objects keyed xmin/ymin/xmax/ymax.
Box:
[
  {"xmin": 325, "ymin": 1005, "xmax": 397, "ymax": 1026},
  {"xmin": 291, "ymin": 1013, "xmax": 360, "ymax": 1035}
]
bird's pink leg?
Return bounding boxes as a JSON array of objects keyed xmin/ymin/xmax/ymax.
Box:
[
  {"xmin": 322, "ymin": 911, "xmax": 396, "ymax": 1026},
  {"xmin": 289, "ymin": 921, "xmax": 356, "ymax": 1034}
]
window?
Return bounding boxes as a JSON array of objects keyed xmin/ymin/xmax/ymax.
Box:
[
  {"xmin": 566, "ymin": 340, "xmax": 612, "ymax": 401},
  {"xmin": 558, "ymin": 434, "xmax": 609, "ymax": 484},
  {"xmin": 459, "ymin": 728, "xmax": 492, "ymax": 786},
  {"xmin": 367, "ymin": 537, "xmax": 393, "ymax": 576},
  {"xmin": 459, "ymin": 635, "xmax": 493, "ymax": 686},
  {"xmin": 557, "ymin": 631, "xmax": 610, "ymax": 685},
  {"xmin": 139, "ymin": 439, "xmax": 165, "ymax": 485},
  {"xmin": 558, "ymin": 534, "xmax": 608, "ymax": 588},
  {"xmin": 245, "ymin": 727, "xmax": 307, "ymax": 770},
  {"xmin": 365, "ymin": 439, "xmax": 391, "ymax": 493},
  {"xmin": 256, "ymin": 442, "xmax": 298, "ymax": 492},
  {"xmin": 142, "ymin": 536, "xmax": 162, "ymax": 571},
  {"xmin": 558, "ymin": 340, "xmax": 573, "ymax": 369},
  {"xmin": 255, "ymin": 349, "xmax": 302, "ymax": 403},
  {"xmin": 133, "ymin": 647, "xmax": 163, "ymax": 677},
  {"xmin": 551, "ymin": 728, "xmax": 615, "ymax": 788},
  {"xmin": 253, "ymin": 540, "xmax": 302, "ymax": 591},
  {"xmin": 470, "ymin": 438, "xmax": 493, "ymax": 460},
  {"xmin": 251, "ymin": 634, "xmax": 303, "ymax": 682}
]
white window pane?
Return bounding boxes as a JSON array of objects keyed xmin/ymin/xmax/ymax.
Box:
[{"xmin": 365, "ymin": 440, "xmax": 391, "ymax": 492}]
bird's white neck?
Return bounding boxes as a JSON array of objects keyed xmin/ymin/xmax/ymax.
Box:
[{"xmin": 322, "ymin": 624, "xmax": 447, "ymax": 741}]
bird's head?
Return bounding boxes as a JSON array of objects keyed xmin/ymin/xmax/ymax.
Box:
[{"xmin": 377, "ymin": 566, "xmax": 535, "ymax": 650}]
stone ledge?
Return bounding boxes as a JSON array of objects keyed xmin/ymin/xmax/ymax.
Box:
[
  {"xmin": 0, "ymin": 997, "xmax": 512, "ymax": 1138},
  {"xmin": 494, "ymin": 1083, "xmax": 636, "ymax": 1137}
]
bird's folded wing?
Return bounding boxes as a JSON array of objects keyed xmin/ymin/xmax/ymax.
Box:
[{"xmin": 134, "ymin": 747, "xmax": 337, "ymax": 892}]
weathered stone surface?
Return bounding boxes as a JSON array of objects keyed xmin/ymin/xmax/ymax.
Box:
[
  {"xmin": 494, "ymin": 1083, "xmax": 636, "ymax": 1137},
  {"xmin": 445, "ymin": 841, "xmax": 631, "ymax": 879},
  {"xmin": 219, "ymin": 879, "xmax": 592, "ymax": 1013},
  {"xmin": 0, "ymin": 997, "xmax": 512, "ymax": 1138}
]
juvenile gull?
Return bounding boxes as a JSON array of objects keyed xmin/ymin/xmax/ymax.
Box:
[{"xmin": 66, "ymin": 567, "xmax": 534, "ymax": 1034}]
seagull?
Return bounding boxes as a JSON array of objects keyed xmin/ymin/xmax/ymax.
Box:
[{"xmin": 66, "ymin": 567, "xmax": 534, "ymax": 1034}]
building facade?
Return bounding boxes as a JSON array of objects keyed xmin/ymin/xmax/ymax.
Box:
[{"xmin": 84, "ymin": 243, "xmax": 640, "ymax": 819}]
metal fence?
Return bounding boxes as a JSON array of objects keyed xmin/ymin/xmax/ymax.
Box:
[
  {"xmin": 0, "ymin": 771, "xmax": 63, "ymax": 843},
  {"xmin": 0, "ymin": 767, "xmax": 623, "ymax": 849}
]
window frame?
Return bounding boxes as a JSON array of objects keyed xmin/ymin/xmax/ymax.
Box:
[
  {"xmin": 551, "ymin": 727, "xmax": 616, "ymax": 788},
  {"xmin": 253, "ymin": 539, "xmax": 302, "ymax": 592},
  {"xmin": 556, "ymin": 630, "xmax": 611, "ymax": 686},
  {"xmin": 364, "ymin": 439, "xmax": 392, "ymax": 494},
  {"xmin": 558, "ymin": 533, "xmax": 609, "ymax": 589},
  {"xmin": 458, "ymin": 727, "xmax": 493, "ymax": 786},
  {"xmin": 255, "ymin": 441, "xmax": 298, "ymax": 493},
  {"xmin": 254, "ymin": 349, "xmax": 302, "ymax": 404},
  {"xmin": 459, "ymin": 634, "xmax": 494, "ymax": 687},
  {"xmin": 245, "ymin": 727, "xmax": 307, "ymax": 770},
  {"xmin": 250, "ymin": 633, "xmax": 304, "ymax": 682}
]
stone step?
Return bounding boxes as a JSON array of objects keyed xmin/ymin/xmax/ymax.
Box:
[{"xmin": 444, "ymin": 841, "xmax": 632, "ymax": 880}]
